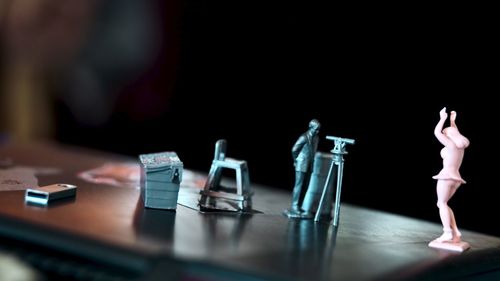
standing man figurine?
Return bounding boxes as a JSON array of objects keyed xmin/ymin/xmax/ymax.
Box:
[{"xmin": 284, "ymin": 119, "xmax": 321, "ymax": 218}]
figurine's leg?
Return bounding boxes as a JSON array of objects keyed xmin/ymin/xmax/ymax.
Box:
[
  {"xmin": 291, "ymin": 171, "xmax": 306, "ymax": 213},
  {"xmin": 301, "ymin": 171, "xmax": 311, "ymax": 205},
  {"xmin": 448, "ymin": 182, "xmax": 462, "ymax": 241},
  {"xmin": 448, "ymin": 208, "xmax": 461, "ymax": 242},
  {"xmin": 436, "ymin": 229, "xmax": 453, "ymax": 242},
  {"xmin": 436, "ymin": 179, "xmax": 454, "ymax": 242},
  {"xmin": 299, "ymin": 172, "xmax": 313, "ymax": 217}
]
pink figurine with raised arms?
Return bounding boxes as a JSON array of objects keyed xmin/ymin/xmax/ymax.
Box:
[{"xmin": 429, "ymin": 107, "xmax": 471, "ymax": 252}]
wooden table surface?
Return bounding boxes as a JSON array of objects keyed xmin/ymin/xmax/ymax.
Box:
[{"xmin": 1, "ymin": 142, "xmax": 500, "ymax": 281}]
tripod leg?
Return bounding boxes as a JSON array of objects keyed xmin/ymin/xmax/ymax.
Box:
[{"xmin": 332, "ymin": 160, "xmax": 344, "ymax": 226}]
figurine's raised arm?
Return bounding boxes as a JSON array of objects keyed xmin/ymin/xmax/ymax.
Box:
[
  {"xmin": 434, "ymin": 107, "xmax": 452, "ymax": 146},
  {"xmin": 450, "ymin": 111, "xmax": 457, "ymax": 129}
]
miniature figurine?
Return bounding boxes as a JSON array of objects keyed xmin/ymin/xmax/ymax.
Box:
[
  {"xmin": 284, "ymin": 119, "xmax": 321, "ymax": 218},
  {"xmin": 429, "ymin": 107, "xmax": 470, "ymax": 252}
]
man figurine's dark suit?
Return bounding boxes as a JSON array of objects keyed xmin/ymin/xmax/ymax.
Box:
[{"xmin": 285, "ymin": 119, "xmax": 320, "ymax": 217}]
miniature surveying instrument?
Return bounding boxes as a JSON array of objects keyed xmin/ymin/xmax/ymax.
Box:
[{"xmin": 314, "ymin": 135, "xmax": 355, "ymax": 226}]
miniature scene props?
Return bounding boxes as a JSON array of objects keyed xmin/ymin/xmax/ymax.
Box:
[
  {"xmin": 283, "ymin": 119, "xmax": 355, "ymax": 225},
  {"xmin": 300, "ymin": 152, "xmax": 336, "ymax": 218},
  {"xmin": 139, "ymin": 152, "xmax": 183, "ymax": 210},
  {"xmin": 198, "ymin": 139, "xmax": 253, "ymax": 212},
  {"xmin": 315, "ymin": 136, "xmax": 355, "ymax": 226}
]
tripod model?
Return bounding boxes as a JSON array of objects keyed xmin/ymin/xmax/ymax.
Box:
[{"xmin": 314, "ymin": 136, "xmax": 355, "ymax": 226}]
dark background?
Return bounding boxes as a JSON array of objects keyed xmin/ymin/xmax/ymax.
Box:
[{"xmin": 49, "ymin": 2, "xmax": 497, "ymax": 237}]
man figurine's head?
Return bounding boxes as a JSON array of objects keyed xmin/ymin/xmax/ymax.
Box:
[{"xmin": 308, "ymin": 119, "xmax": 320, "ymax": 135}]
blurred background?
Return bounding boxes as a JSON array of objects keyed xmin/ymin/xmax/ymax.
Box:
[{"xmin": 0, "ymin": 1, "xmax": 498, "ymax": 236}]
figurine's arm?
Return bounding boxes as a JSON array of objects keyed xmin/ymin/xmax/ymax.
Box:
[
  {"xmin": 449, "ymin": 110, "xmax": 469, "ymax": 148},
  {"xmin": 292, "ymin": 134, "xmax": 307, "ymax": 160},
  {"xmin": 434, "ymin": 107, "xmax": 452, "ymax": 146},
  {"xmin": 450, "ymin": 111, "xmax": 457, "ymax": 128}
]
